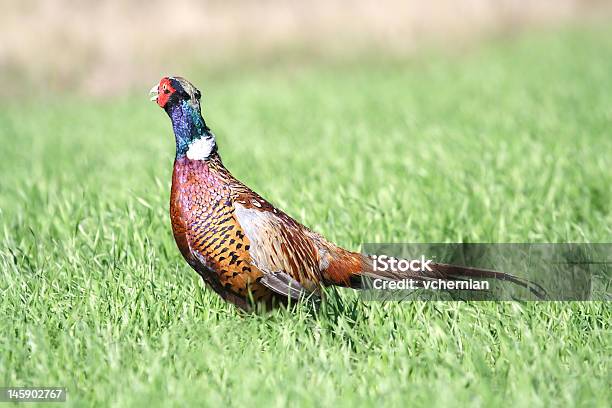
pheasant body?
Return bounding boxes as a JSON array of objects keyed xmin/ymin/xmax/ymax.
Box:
[
  {"xmin": 170, "ymin": 156, "xmax": 267, "ymax": 307},
  {"xmin": 170, "ymin": 152, "xmax": 364, "ymax": 309},
  {"xmin": 151, "ymin": 76, "xmax": 546, "ymax": 311}
]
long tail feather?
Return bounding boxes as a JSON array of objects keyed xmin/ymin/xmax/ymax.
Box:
[{"xmin": 324, "ymin": 251, "xmax": 548, "ymax": 299}]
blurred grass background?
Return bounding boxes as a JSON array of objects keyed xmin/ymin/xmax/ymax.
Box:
[
  {"xmin": 1, "ymin": 1, "xmax": 611, "ymax": 407},
  {"xmin": 2, "ymin": 0, "xmax": 611, "ymax": 95}
]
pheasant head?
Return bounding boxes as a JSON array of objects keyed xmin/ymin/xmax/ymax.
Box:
[
  {"xmin": 150, "ymin": 76, "xmax": 201, "ymax": 110},
  {"xmin": 150, "ymin": 76, "xmax": 216, "ymax": 160}
]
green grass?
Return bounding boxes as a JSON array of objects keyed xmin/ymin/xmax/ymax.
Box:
[{"xmin": 1, "ymin": 26, "xmax": 611, "ymax": 407}]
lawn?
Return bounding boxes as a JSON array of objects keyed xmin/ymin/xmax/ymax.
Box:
[{"xmin": 0, "ymin": 25, "xmax": 610, "ymax": 406}]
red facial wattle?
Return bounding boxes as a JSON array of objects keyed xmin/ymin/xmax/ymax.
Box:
[{"xmin": 156, "ymin": 77, "xmax": 176, "ymax": 108}]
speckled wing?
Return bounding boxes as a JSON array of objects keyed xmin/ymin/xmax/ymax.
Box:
[{"xmin": 231, "ymin": 192, "xmax": 327, "ymax": 298}]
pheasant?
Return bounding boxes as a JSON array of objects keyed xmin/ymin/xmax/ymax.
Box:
[{"xmin": 150, "ymin": 76, "xmax": 545, "ymax": 310}]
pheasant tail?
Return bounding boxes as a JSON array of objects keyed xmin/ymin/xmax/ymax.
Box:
[{"xmin": 323, "ymin": 250, "xmax": 547, "ymax": 299}]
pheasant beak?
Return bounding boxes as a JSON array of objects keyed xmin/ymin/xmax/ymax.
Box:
[{"xmin": 149, "ymin": 84, "xmax": 159, "ymax": 102}]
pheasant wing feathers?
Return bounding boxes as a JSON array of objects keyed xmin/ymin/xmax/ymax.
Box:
[{"xmin": 233, "ymin": 198, "xmax": 325, "ymax": 298}]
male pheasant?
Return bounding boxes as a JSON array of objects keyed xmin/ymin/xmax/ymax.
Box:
[{"xmin": 150, "ymin": 76, "xmax": 545, "ymax": 310}]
